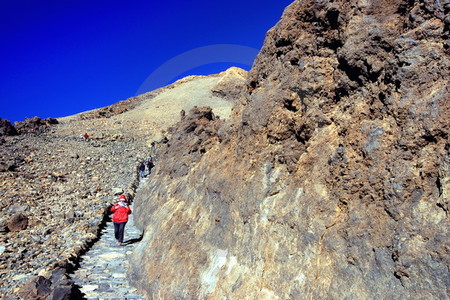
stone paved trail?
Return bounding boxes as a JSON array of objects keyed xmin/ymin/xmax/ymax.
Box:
[{"xmin": 71, "ymin": 199, "xmax": 146, "ymax": 299}]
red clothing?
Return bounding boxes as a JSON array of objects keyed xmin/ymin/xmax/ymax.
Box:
[{"xmin": 110, "ymin": 203, "xmax": 132, "ymax": 223}]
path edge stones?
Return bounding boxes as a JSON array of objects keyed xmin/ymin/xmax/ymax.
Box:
[{"xmin": 17, "ymin": 166, "xmax": 142, "ymax": 298}]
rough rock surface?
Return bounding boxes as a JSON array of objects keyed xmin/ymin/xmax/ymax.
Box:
[
  {"xmin": 211, "ymin": 67, "xmax": 248, "ymax": 100},
  {"xmin": 0, "ymin": 118, "xmax": 18, "ymax": 137},
  {"xmin": 0, "ymin": 68, "xmax": 246, "ymax": 298},
  {"xmin": 14, "ymin": 116, "xmax": 59, "ymax": 135},
  {"xmin": 130, "ymin": 0, "xmax": 449, "ymax": 299}
]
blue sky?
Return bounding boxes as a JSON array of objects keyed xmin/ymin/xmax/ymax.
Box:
[{"xmin": 1, "ymin": 0, "xmax": 293, "ymax": 122}]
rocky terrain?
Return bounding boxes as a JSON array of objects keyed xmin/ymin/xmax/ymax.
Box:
[
  {"xmin": 0, "ymin": 68, "xmax": 247, "ymax": 298},
  {"xmin": 129, "ymin": 0, "xmax": 449, "ymax": 299},
  {"xmin": 1, "ymin": 0, "xmax": 449, "ymax": 298}
]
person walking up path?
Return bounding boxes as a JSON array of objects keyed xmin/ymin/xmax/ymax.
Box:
[
  {"xmin": 111, "ymin": 194, "xmax": 132, "ymax": 245},
  {"xmin": 145, "ymin": 157, "xmax": 154, "ymax": 176},
  {"xmin": 71, "ymin": 199, "xmax": 144, "ymax": 299},
  {"xmin": 70, "ymin": 169, "xmax": 150, "ymax": 298}
]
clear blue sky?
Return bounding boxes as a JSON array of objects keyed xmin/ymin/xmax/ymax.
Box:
[{"xmin": 1, "ymin": 0, "xmax": 293, "ymax": 122}]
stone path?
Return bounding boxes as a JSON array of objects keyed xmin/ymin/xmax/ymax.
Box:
[{"xmin": 71, "ymin": 201, "xmax": 146, "ymax": 300}]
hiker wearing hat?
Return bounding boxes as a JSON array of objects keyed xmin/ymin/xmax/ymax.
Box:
[{"xmin": 110, "ymin": 194, "xmax": 132, "ymax": 245}]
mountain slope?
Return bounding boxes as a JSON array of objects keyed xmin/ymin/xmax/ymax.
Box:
[{"xmin": 0, "ymin": 67, "xmax": 247, "ymax": 298}]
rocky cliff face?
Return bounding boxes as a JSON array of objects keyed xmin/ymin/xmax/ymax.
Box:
[{"xmin": 130, "ymin": 0, "xmax": 449, "ymax": 299}]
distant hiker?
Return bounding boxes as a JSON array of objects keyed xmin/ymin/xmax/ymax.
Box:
[
  {"xmin": 150, "ymin": 141, "xmax": 156, "ymax": 156},
  {"xmin": 110, "ymin": 194, "xmax": 132, "ymax": 246},
  {"xmin": 145, "ymin": 157, "xmax": 154, "ymax": 175},
  {"xmin": 80, "ymin": 133, "xmax": 89, "ymax": 140},
  {"xmin": 138, "ymin": 161, "xmax": 146, "ymax": 178}
]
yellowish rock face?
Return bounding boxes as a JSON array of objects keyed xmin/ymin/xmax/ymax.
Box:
[{"xmin": 128, "ymin": 0, "xmax": 449, "ymax": 299}]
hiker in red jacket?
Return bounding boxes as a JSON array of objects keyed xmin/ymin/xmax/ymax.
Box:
[{"xmin": 110, "ymin": 194, "xmax": 132, "ymax": 245}]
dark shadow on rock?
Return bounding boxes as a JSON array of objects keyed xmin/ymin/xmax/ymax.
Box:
[
  {"xmin": 123, "ymin": 233, "xmax": 144, "ymax": 245},
  {"xmin": 72, "ymin": 284, "xmax": 88, "ymax": 300}
]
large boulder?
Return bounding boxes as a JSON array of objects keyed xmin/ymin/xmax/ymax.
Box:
[
  {"xmin": 14, "ymin": 116, "xmax": 58, "ymax": 134},
  {"xmin": 0, "ymin": 118, "xmax": 18, "ymax": 136},
  {"xmin": 17, "ymin": 269, "xmax": 81, "ymax": 300},
  {"xmin": 16, "ymin": 276, "xmax": 52, "ymax": 300},
  {"xmin": 7, "ymin": 213, "xmax": 29, "ymax": 232}
]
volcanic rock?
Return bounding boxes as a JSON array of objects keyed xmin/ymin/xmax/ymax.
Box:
[
  {"xmin": 17, "ymin": 268, "xmax": 79, "ymax": 300},
  {"xmin": 0, "ymin": 118, "xmax": 18, "ymax": 136},
  {"xmin": 14, "ymin": 116, "xmax": 58, "ymax": 135},
  {"xmin": 0, "ymin": 219, "xmax": 8, "ymax": 233},
  {"xmin": 17, "ymin": 276, "xmax": 52, "ymax": 300},
  {"xmin": 7, "ymin": 213, "xmax": 29, "ymax": 232},
  {"xmin": 211, "ymin": 67, "xmax": 247, "ymax": 100},
  {"xmin": 130, "ymin": 0, "xmax": 449, "ymax": 299}
]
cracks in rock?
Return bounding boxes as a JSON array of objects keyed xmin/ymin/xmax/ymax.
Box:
[
  {"xmin": 337, "ymin": 57, "xmax": 363, "ymax": 86},
  {"xmin": 283, "ymin": 99, "xmax": 298, "ymax": 113},
  {"xmin": 393, "ymin": 269, "xmax": 409, "ymax": 287},
  {"xmin": 392, "ymin": 244, "xmax": 411, "ymax": 289},
  {"xmin": 436, "ymin": 202, "xmax": 447, "ymax": 215},
  {"xmin": 324, "ymin": 39, "xmax": 343, "ymax": 51},
  {"xmin": 275, "ymin": 38, "xmax": 293, "ymax": 48},
  {"xmin": 275, "ymin": 37, "xmax": 293, "ymax": 60},
  {"xmin": 372, "ymin": 36, "xmax": 394, "ymax": 54},
  {"xmin": 397, "ymin": 0, "xmax": 416, "ymax": 16},
  {"xmin": 290, "ymin": 88, "xmax": 309, "ymax": 114},
  {"xmin": 313, "ymin": 202, "xmax": 347, "ymax": 287},
  {"xmin": 436, "ymin": 175, "xmax": 448, "ymax": 216},
  {"xmin": 337, "ymin": 57, "xmax": 381, "ymax": 88},
  {"xmin": 421, "ymin": 132, "xmax": 438, "ymax": 144},
  {"xmin": 325, "ymin": 9, "xmax": 340, "ymax": 30},
  {"xmin": 289, "ymin": 57, "xmax": 299, "ymax": 66},
  {"xmin": 295, "ymin": 124, "xmax": 311, "ymax": 145},
  {"xmin": 421, "ymin": 129, "xmax": 448, "ymax": 146},
  {"xmin": 391, "ymin": 242, "xmax": 409, "ymax": 288},
  {"xmin": 259, "ymin": 266, "xmax": 267, "ymax": 295},
  {"xmin": 333, "ymin": 87, "xmax": 349, "ymax": 104},
  {"xmin": 283, "ymin": 99, "xmax": 299, "ymax": 113},
  {"xmin": 436, "ymin": 176, "xmax": 443, "ymax": 198},
  {"xmin": 383, "ymin": 206, "xmax": 400, "ymax": 222}
]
